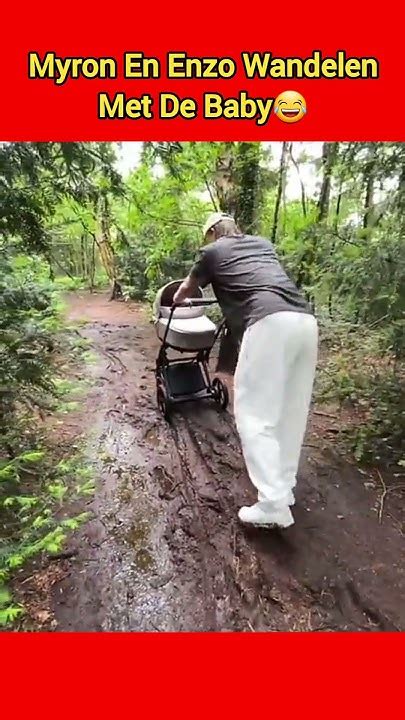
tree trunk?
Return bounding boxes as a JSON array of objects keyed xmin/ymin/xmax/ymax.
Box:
[
  {"xmin": 363, "ymin": 145, "xmax": 377, "ymax": 229},
  {"xmin": 317, "ymin": 142, "xmax": 338, "ymax": 222},
  {"xmin": 289, "ymin": 144, "xmax": 307, "ymax": 218},
  {"xmin": 46, "ymin": 252, "xmax": 55, "ymax": 281},
  {"xmin": 318, "ymin": 143, "xmax": 338, "ymax": 313},
  {"xmin": 89, "ymin": 237, "xmax": 96, "ymax": 293},
  {"xmin": 234, "ymin": 142, "xmax": 262, "ymax": 233},
  {"xmin": 298, "ymin": 142, "xmax": 339, "ymax": 311},
  {"xmin": 334, "ymin": 179, "xmax": 343, "ymax": 232},
  {"xmin": 110, "ymin": 279, "xmax": 123, "ymax": 300},
  {"xmin": 214, "ymin": 143, "xmax": 264, "ymax": 373},
  {"xmin": 327, "ymin": 178, "xmax": 344, "ymax": 317},
  {"xmin": 95, "ymin": 193, "xmax": 122, "ymax": 300},
  {"xmin": 80, "ymin": 235, "xmax": 87, "ymax": 279},
  {"xmin": 271, "ymin": 142, "xmax": 291, "ymax": 244},
  {"xmin": 214, "ymin": 142, "xmax": 238, "ymax": 215}
]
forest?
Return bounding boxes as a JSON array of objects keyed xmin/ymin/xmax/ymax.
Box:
[{"xmin": 1, "ymin": 140, "xmax": 404, "ymax": 630}]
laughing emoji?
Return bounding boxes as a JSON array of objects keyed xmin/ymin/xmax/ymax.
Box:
[{"xmin": 274, "ymin": 91, "xmax": 306, "ymax": 123}]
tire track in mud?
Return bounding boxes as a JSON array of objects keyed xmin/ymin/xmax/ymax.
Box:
[
  {"xmin": 162, "ymin": 409, "xmax": 320, "ymax": 631},
  {"xmin": 166, "ymin": 420, "xmax": 229, "ymax": 630}
]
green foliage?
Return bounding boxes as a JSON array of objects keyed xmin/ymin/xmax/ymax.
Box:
[
  {"xmin": 0, "ymin": 142, "xmax": 122, "ymax": 437},
  {"xmin": 316, "ymin": 321, "xmax": 404, "ymax": 464},
  {"xmin": 0, "ymin": 248, "xmax": 60, "ymax": 438},
  {"xmin": 0, "ymin": 598, "xmax": 24, "ymax": 627},
  {"xmin": 0, "ymin": 143, "xmax": 120, "ymax": 627},
  {"xmin": 113, "ymin": 162, "xmax": 208, "ymax": 298},
  {"xmin": 0, "ymin": 142, "xmax": 122, "ymax": 253},
  {"xmin": 0, "ymin": 447, "xmax": 94, "ymax": 627},
  {"xmin": 350, "ymin": 374, "xmax": 404, "ymax": 464},
  {"xmin": 233, "ymin": 142, "xmax": 267, "ymax": 233}
]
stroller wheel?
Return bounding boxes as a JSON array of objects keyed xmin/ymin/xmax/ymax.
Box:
[
  {"xmin": 157, "ymin": 383, "xmax": 171, "ymax": 421},
  {"xmin": 212, "ymin": 377, "xmax": 229, "ymax": 411}
]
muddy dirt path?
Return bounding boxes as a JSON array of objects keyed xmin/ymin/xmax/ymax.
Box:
[{"xmin": 53, "ymin": 292, "xmax": 404, "ymax": 631}]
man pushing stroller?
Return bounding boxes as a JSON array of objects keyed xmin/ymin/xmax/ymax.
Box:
[{"xmin": 173, "ymin": 212, "xmax": 318, "ymax": 530}]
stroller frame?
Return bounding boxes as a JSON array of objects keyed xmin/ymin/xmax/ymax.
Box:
[{"xmin": 155, "ymin": 298, "xmax": 229, "ymax": 420}]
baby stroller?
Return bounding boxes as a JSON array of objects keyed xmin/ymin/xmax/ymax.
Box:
[{"xmin": 153, "ymin": 280, "xmax": 229, "ymax": 421}]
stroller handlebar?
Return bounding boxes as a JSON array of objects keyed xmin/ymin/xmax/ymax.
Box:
[{"xmin": 171, "ymin": 298, "xmax": 217, "ymax": 308}]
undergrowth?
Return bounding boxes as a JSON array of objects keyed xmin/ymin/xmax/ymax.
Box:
[
  {"xmin": 0, "ymin": 257, "xmax": 97, "ymax": 626},
  {"xmin": 0, "ymin": 449, "xmax": 94, "ymax": 626},
  {"xmin": 315, "ymin": 320, "xmax": 404, "ymax": 466},
  {"xmin": 0, "ymin": 370, "xmax": 96, "ymax": 628}
]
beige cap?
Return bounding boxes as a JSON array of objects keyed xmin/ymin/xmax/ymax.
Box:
[{"xmin": 202, "ymin": 212, "xmax": 234, "ymax": 238}]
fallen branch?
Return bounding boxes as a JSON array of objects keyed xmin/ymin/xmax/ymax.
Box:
[
  {"xmin": 367, "ymin": 313, "xmax": 390, "ymax": 330},
  {"xmin": 387, "ymin": 483, "xmax": 405, "ymax": 493},
  {"xmin": 49, "ymin": 550, "xmax": 78, "ymax": 561},
  {"xmin": 314, "ymin": 410, "xmax": 338, "ymax": 419},
  {"xmin": 168, "ymin": 480, "xmax": 183, "ymax": 495},
  {"xmin": 204, "ymin": 178, "xmax": 219, "ymax": 211},
  {"xmin": 50, "ymin": 256, "xmax": 76, "ymax": 280},
  {"xmin": 130, "ymin": 194, "xmax": 201, "ymax": 228}
]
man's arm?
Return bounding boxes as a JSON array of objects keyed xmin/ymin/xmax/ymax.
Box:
[
  {"xmin": 172, "ymin": 274, "xmax": 199, "ymax": 304},
  {"xmin": 173, "ymin": 247, "xmax": 213, "ymax": 305}
]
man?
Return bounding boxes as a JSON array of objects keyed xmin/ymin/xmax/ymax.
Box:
[{"xmin": 173, "ymin": 212, "xmax": 318, "ymax": 529}]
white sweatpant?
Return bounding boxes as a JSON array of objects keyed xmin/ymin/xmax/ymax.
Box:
[{"xmin": 234, "ymin": 311, "xmax": 318, "ymax": 506}]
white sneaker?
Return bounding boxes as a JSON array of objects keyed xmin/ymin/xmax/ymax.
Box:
[
  {"xmin": 258, "ymin": 490, "xmax": 295, "ymax": 506},
  {"xmin": 238, "ymin": 502, "xmax": 294, "ymax": 529}
]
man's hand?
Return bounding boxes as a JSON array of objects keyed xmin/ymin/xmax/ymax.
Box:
[{"xmin": 172, "ymin": 275, "xmax": 199, "ymax": 305}]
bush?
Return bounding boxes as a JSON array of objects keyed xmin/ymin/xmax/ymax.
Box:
[
  {"xmin": 0, "ymin": 250, "xmax": 59, "ymax": 441},
  {"xmin": 316, "ymin": 321, "xmax": 404, "ymax": 465},
  {"xmin": 0, "ymin": 449, "xmax": 92, "ymax": 627},
  {"xmin": 118, "ymin": 231, "xmax": 199, "ymax": 301}
]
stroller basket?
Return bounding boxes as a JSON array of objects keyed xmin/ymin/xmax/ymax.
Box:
[{"xmin": 154, "ymin": 280, "xmax": 229, "ymax": 420}]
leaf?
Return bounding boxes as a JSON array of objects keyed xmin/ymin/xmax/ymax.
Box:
[
  {"xmin": 0, "ymin": 586, "xmax": 11, "ymax": 607},
  {"xmin": 18, "ymin": 450, "xmax": 45, "ymax": 463},
  {"xmin": 75, "ymin": 466, "xmax": 94, "ymax": 480},
  {"xmin": 62, "ymin": 518, "xmax": 79, "ymax": 531},
  {"xmin": 7, "ymin": 554, "xmax": 24, "ymax": 569},
  {"xmin": 0, "ymin": 463, "xmax": 17, "ymax": 481},
  {"xmin": 32, "ymin": 515, "xmax": 52, "ymax": 530},
  {"xmin": 16, "ymin": 496, "xmax": 39, "ymax": 509},
  {"xmin": 76, "ymin": 479, "xmax": 95, "ymax": 496},
  {"xmin": 47, "ymin": 483, "xmax": 68, "ymax": 501},
  {"xmin": 0, "ymin": 605, "xmax": 24, "ymax": 626},
  {"xmin": 46, "ymin": 543, "xmax": 62, "ymax": 554}
]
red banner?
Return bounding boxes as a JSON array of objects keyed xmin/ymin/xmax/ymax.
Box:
[
  {"xmin": 1, "ymin": 632, "xmax": 403, "ymax": 718},
  {"xmin": 0, "ymin": 3, "xmax": 403, "ymax": 140}
]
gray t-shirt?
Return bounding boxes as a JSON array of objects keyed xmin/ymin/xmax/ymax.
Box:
[{"xmin": 190, "ymin": 234, "xmax": 312, "ymax": 340}]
